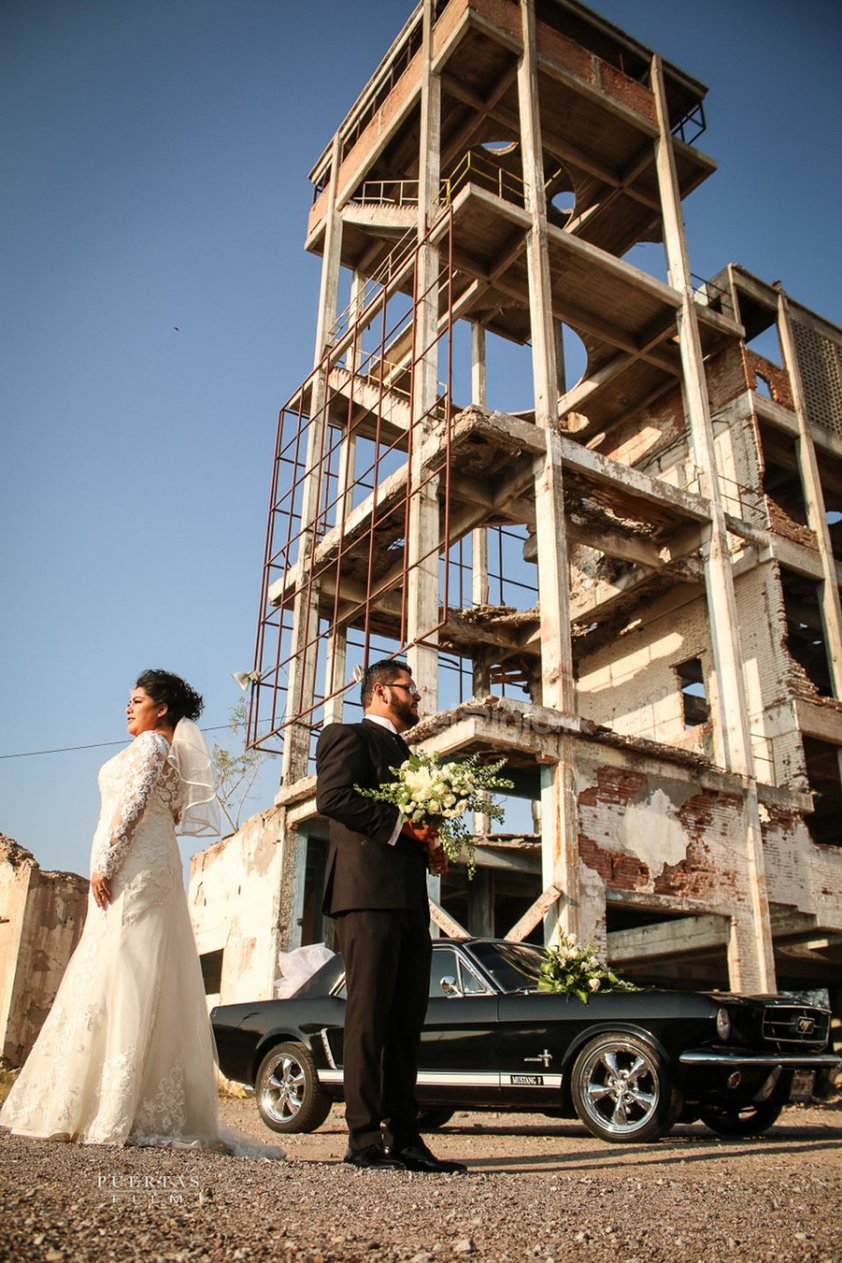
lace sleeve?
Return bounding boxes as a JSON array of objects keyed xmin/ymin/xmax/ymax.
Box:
[{"xmin": 98, "ymin": 731, "xmax": 170, "ymax": 880}]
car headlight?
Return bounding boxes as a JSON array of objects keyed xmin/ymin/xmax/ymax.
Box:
[{"xmin": 716, "ymin": 1007, "xmax": 732, "ymax": 1042}]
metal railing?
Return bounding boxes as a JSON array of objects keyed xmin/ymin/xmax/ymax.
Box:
[
  {"xmin": 353, "ymin": 150, "xmax": 527, "ymax": 214},
  {"xmin": 440, "ymin": 149, "xmax": 526, "ymax": 208}
]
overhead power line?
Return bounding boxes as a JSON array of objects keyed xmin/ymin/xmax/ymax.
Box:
[{"xmin": 0, "ymin": 724, "xmax": 235, "ymax": 761}]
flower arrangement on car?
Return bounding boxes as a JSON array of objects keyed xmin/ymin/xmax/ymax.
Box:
[
  {"xmin": 538, "ymin": 932, "xmax": 640, "ymax": 1003},
  {"xmin": 357, "ymin": 750, "xmax": 514, "ymax": 877}
]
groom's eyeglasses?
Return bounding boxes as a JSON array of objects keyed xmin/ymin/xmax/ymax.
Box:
[{"xmin": 389, "ymin": 682, "xmax": 420, "ymax": 697}]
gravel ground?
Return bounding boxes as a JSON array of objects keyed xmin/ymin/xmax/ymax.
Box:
[{"xmin": 1, "ymin": 1099, "xmax": 840, "ymax": 1263}]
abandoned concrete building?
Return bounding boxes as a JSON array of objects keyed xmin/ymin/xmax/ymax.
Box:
[
  {"xmin": 188, "ymin": 0, "xmax": 842, "ymax": 1020},
  {"xmin": 0, "ymin": 835, "xmax": 88, "ymax": 1065}
]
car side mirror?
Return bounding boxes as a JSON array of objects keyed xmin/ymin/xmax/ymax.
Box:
[{"xmin": 439, "ymin": 975, "xmax": 461, "ymax": 996}]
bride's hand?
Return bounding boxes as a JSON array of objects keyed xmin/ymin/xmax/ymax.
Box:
[{"xmin": 91, "ymin": 871, "xmax": 112, "ymax": 909}]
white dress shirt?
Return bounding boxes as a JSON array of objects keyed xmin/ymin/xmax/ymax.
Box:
[{"xmin": 365, "ymin": 714, "xmax": 405, "ymax": 847}]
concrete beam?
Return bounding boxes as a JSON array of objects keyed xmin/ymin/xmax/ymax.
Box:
[
  {"xmin": 504, "ymin": 882, "xmax": 565, "ymax": 943},
  {"xmin": 794, "ymin": 698, "xmax": 842, "ymax": 744},
  {"xmin": 428, "ymin": 898, "xmax": 470, "ymax": 940},
  {"xmin": 607, "ymin": 914, "xmax": 730, "ymax": 964}
]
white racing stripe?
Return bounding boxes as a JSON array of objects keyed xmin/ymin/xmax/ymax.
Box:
[{"xmin": 316, "ymin": 1069, "xmax": 563, "ymax": 1089}]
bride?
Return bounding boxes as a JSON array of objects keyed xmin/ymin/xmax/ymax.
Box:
[{"xmin": 2, "ymin": 669, "xmax": 232, "ymax": 1147}]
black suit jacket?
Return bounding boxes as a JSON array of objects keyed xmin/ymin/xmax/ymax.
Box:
[{"xmin": 316, "ymin": 719, "xmax": 429, "ymax": 916}]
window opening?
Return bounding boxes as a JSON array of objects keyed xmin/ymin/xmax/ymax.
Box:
[
  {"xmin": 780, "ymin": 569, "xmax": 833, "ymax": 697},
  {"xmin": 802, "ymin": 736, "xmax": 842, "ymax": 846},
  {"xmin": 199, "ymin": 949, "xmax": 223, "ymax": 995},
  {"xmin": 676, "ymin": 658, "xmax": 709, "ymax": 727}
]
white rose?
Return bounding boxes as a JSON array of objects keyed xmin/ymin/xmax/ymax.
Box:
[
  {"xmin": 589, "ymin": 977, "xmax": 601, "ymax": 992},
  {"xmin": 428, "ymin": 799, "xmax": 442, "ymax": 815}
]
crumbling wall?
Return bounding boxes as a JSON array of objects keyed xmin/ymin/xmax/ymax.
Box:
[
  {"xmin": 732, "ymin": 560, "xmax": 808, "ymax": 788},
  {"xmin": 576, "ymin": 590, "xmax": 714, "ymax": 753},
  {"xmin": 188, "ymin": 808, "xmax": 285, "ymax": 1005},
  {"xmin": 760, "ymin": 803, "xmax": 842, "ymax": 927},
  {"xmin": 594, "ymin": 382, "xmax": 688, "ymax": 476},
  {"xmin": 573, "ymin": 742, "xmax": 751, "ymax": 948},
  {"xmin": 0, "ymin": 835, "xmax": 88, "ymax": 1067}
]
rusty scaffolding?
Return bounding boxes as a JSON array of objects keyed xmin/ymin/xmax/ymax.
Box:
[{"xmin": 237, "ymin": 0, "xmax": 842, "ymax": 997}]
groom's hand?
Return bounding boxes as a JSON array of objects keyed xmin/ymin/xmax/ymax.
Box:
[
  {"xmin": 425, "ymin": 843, "xmax": 448, "ymax": 876},
  {"xmin": 401, "ymin": 821, "xmax": 448, "ymax": 875},
  {"xmin": 402, "ymin": 820, "xmax": 439, "ymax": 844}
]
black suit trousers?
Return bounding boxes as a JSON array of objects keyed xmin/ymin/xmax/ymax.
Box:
[{"xmin": 335, "ymin": 906, "xmax": 432, "ymax": 1150}]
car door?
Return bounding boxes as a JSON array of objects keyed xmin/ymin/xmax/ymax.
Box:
[
  {"xmin": 418, "ymin": 944, "xmax": 501, "ymax": 1106},
  {"xmin": 495, "ymin": 991, "xmax": 569, "ymax": 1104}
]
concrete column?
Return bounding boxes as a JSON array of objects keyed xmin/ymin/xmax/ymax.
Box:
[
  {"xmin": 651, "ymin": 54, "xmax": 774, "ymax": 992},
  {"xmin": 777, "ymin": 290, "xmax": 842, "ymax": 694},
  {"xmin": 282, "ymin": 135, "xmax": 345, "ymax": 785},
  {"xmin": 313, "ymin": 133, "xmax": 345, "ymax": 365},
  {"xmin": 470, "ymin": 322, "xmax": 492, "ymax": 829},
  {"xmin": 471, "ymin": 320, "xmax": 490, "ymax": 625},
  {"xmin": 518, "ymin": 0, "xmax": 578, "ymax": 941},
  {"xmin": 323, "ymin": 270, "xmax": 366, "ymax": 726},
  {"xmin": 555, "ymin": 321, "xmax": 567, "ymax": 395},
  {"xmin": 467, "ymin": 867, "xmax": 495, "ymax": 937},
  {"xmin": 406, "ymin": 0, "xmax": 442, "ymax": 713}
]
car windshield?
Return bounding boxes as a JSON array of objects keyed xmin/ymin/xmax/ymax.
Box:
[{"xmin": 468, "ymin": 941, "xmax": 547, "ymax": 993}]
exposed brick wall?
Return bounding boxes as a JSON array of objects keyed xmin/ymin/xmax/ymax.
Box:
[
  {"xmin": 578, "ymin": 765, "xmax": 647, "ymax": 808},
  {"xmin": 745, "ymin": 349, "xmax": 794, "ymax": 409},
  {"xmin": 706, "ymin": 345, "xmax": 751, "ymax": 411},
  {"xmin": 577, "ymin": 591, "xmax": 713, "ymax": 750},
  {"xmin": 578, "ymin": 833, "xmax": 650, "ymax": 887},
  {"xmin": 597, "ymin": 383, "xmax": 685, "ymax": 471},
  {"xmin": 760, "ymin": 804, "xmax": 812, "ymax": 908},
  {"xmin": 574, "ymin": 748, "xmax": 749, "ymax": 911},
  {"xmin": 733, "ymin": 562, "xmax": 807, "ymax": 790}
]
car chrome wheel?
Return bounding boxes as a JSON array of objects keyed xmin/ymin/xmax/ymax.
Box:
[
  {"xmin": 570, "ymin": 1032, "xmax": 679, "ymax": 1143},
  {"xmin": 255, "ymin": 1041, "xmax": 332, "ymax": 1134}
]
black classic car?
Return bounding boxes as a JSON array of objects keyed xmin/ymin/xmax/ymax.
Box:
[{"xmin": 211, "ymin": 938, "xmax": 838, "ymax": 1144}]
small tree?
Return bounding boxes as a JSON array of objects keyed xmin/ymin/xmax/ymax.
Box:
[{"xmin": 210, "ymin": 699, "xmax": 273, "ymax": 833}]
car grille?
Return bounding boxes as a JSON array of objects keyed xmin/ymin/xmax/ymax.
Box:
[{"xmin": 761, "ymin": 1005, "xmax": 830, "ymax": 1045}]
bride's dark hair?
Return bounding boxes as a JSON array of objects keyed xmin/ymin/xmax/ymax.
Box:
[{"xmin": 135, "ymin": 669, "xmax": 204, "ymax": 725}]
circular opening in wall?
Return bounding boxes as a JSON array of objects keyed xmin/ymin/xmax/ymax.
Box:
[
  {"xmin": 548, "ymin": 164, "xmax": 577, "ymax": 221},
  {"xmin": 551, "ymin": 189, "xmax": 576, "ymax": 215},
  {"xmin": 558, "ymin": 322, "xmax": 588, "ymax": 399},
  {"xmin": 481, "ymin": 139, "xmax": 519, "ymax": 156}
]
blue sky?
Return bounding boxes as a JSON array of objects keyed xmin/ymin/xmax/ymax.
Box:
[{"xmin": 1, "ymin": 0, "xmax": 840, "ymax": 879}]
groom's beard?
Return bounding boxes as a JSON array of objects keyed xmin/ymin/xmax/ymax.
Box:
[{"xmin": 391, "ymin": 697, "xmax": 418, "ymax": 732}]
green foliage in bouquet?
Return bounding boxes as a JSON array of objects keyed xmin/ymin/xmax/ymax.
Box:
[
  {"xmin": 538, "ymin": 932, "xmax": 640, "ymax": 1004},
  {"xmin": 356, "ymin": 750, "xmax": 514, "ymax": 878}
]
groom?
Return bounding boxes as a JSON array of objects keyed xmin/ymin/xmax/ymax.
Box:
[{"xmin": 316, "ymin": 659, "xmax": 466, "ymax": 1174}]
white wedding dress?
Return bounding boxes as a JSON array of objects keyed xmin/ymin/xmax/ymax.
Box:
[{"xmin": 1, "ymin": 728, "xmax": 221, "ymax": 1146}]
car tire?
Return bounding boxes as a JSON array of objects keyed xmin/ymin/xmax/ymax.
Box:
[
  {"xmin": 255, "ymin": 1042, "xmax": 332, "ymax": 1134},
  {"xmin": 416, "ymin": 1108, "xmax": 454, "ymax": 1131},
  {"xmin": 699, "ymin": 1100, "xmax": 784, "ymax": 1137},
  {"xmin": 570, "ymin": 1031, "xmax": 680, "ymax": 1144}
]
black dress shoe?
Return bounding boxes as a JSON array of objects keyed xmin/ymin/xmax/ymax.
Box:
[
  {"xmin": 343, "ymin": 1144, "xmax": 406, "ymax": 1171},
  {"xmin": 389, "ymin": 1141, "xmax": 467, "ymax": 1174}
]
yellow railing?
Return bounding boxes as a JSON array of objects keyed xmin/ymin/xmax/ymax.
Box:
[
  {"xmin": 354, "ymin": 179, "xmax": 420, "ymax": 206},
  {"xmin": 354, "ymin": 151, "xmax": 526, "ymax": 212},
  {"xmin": 440, "ymin": 150, "xmax": 526, "ymax": 207}
]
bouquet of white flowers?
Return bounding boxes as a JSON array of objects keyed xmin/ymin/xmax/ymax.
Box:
[
  {"xmin": 356, "ymin": 750, "xmax": 513, "ymax": 878},
  {"xmin": 538, "ymin": 932, "xmax": 639, "ymax": 1003}
]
